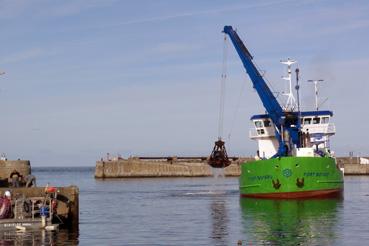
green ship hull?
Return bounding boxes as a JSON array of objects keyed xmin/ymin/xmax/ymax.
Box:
[{"xmin": 239, "ymin": 157, "xmax": 344, "ymax": 198}]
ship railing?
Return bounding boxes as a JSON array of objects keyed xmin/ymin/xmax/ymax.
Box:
[
  {"xmin": 325, "ymin": 123, "xmax": 336, "ymax": 134},
  {"xmin": 301, "ymin": 123, "xmax": 336, "ymax": 135},
  {"xmin": 13, "ymin": 196, "xmax": 53, "ymax": 221}
]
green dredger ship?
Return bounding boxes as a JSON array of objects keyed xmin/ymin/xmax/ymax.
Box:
[
  {"xmin": 222, "ymin": 26, "xmax": 344, "ymax": 198},
  {"xmin": 240, "ymin": 156, "xmax": 343, "ymax": 199}
]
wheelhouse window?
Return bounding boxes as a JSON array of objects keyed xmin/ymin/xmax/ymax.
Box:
[
  {"xmin": 257, "ymin": 129, "xmax": 265, "ymax": 135},
  {"xmin": 303, "ymin": 118, "xmax": 312, "ymax": 125},
  {"xmin": 264, "ymin": 120, "xmax": 271, "ymax": 127},
  {"xmin": 254, "ymin": 121, "xmax": 263, "ymax": 128},
  {"xmin": 321, "ymin": 116, "xmax": 330, "ymax": 124},
  {"xmin": 313, "ymin": 117, "xmax": 320, "ymax": 124}
]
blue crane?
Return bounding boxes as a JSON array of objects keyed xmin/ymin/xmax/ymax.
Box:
[{"xmin": 223, "ymin": 26, "xmax": 300, "ymax": 157}]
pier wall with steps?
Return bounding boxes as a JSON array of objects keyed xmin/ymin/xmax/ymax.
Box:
[{"xmin": 0, "ymin": 160, "xmax": 31, "ymax": 179}]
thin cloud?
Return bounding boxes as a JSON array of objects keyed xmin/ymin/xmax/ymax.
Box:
[
  {"xmin": 95, "ymin": 0, "xmax": 310, "ymax": 29},
  {"xmin": 35, "ymin": 0, "xmax": 118, "ymax": 18},
  {"xmin": 151, "ymin": 42, "xmax": 201, "ymax": 55},
  {"xmin": 0, "ymin": 48, "xmax": 45, "ymax": 65},
  {"xmin": 0, "ymin": 0, "xmax": 30, "ymax": 19},
  {"xmin": 317, "ymin": 18, "xmax": 369, "ymax": 36},
  {"xmin": 0, "ymin": 0, "xmax": 118, "ymax": 19}
]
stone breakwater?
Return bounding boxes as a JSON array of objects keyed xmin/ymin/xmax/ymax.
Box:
[
  {"xmin": 336, "ymin": 157, "xmax": 369, "ymax": 175},
  {"xmin": 95, "ymin": 157, "xmax": 254, "ymax": 178},
  {"xmin": 95, "ymin": 157, "xmax": 369, "ymax": 178}
]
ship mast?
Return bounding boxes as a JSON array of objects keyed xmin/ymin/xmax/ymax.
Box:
[
  {"xmin": 307, "ymin": 79, "xmax": 324, "ymax": 111},
  {"xmin": 280, "ymin": 58, "xmax": 297, "ymax": 111}
]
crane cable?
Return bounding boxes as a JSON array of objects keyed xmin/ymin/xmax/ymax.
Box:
[
  {"xmin": 218, "ymin": 35, "xmax": 246, "ymax": 146},
  {"xmin": 218, "ymin": 34, "xmax": 228, "ymax": 140},
  {"xmin": 227, "ymin": 80, "xmax": 246, "ymax": 142}
]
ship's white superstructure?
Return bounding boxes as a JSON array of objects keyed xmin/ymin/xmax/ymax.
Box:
[{"xmin": 250, "ymin": 111, "xmax": 335, "ymax": 159}]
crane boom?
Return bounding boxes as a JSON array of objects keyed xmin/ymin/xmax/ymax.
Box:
[
  {"xmin": 223, "ymin": 26, "xmax": 284, "ymax": 127},
  {"xmin": 223, "ymin": 25, "xmax": 300, "ymax": 157}
]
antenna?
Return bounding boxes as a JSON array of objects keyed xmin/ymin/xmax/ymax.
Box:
[
  {"xmin": 307, "ymin": 79, "xmax": 324, "ymax": 111},
  {"xmin": 280, "ymin": 58, "xmax": 297, "ymax": 111},
  {"xmin": 295, "ymin": 68, "xmax": 301, "ymax": 116},
  {"xmin": 295, "ymin": 67, "xmax": 303, "ymax": 148}
]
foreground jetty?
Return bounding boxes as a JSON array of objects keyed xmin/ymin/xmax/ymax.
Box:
[
  {"xmin": 0, "ymin": 159, "xmax": 79, "ymax": 229},
  {"xmin": 95, "ymin": 156, "xmax": 369, "ymax": 178},
  {"xmin": 0, "ymin": 186, "xmax": 79, "ymax": 229}
]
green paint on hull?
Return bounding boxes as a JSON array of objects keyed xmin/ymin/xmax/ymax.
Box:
[{"xmin": 239, "ymin": 157, "xmax": 344, "ymax": 198}]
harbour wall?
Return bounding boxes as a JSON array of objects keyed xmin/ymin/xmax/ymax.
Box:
[
  {"xmin": 343, "ymin": 164, "xmax": 369, "ymax": 175},
  {"xmin": 336, "ymin": 157, "xmax": 369, "ymax": 175},
  {"xmin": 95, "ymin": 157, "xmax": 254, "ymax": 178},
  {"xmin": 0, "ymin": 160, "xmax": 31, "ymax": 179},
  {"xmin": 95, "ymin": 157, "xmax": 369, "ymax": 178}
]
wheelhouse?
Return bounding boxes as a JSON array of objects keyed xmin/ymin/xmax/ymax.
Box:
[{"xmin": 250, "ymin": 110, "xmax": 335, "ymax": 159}]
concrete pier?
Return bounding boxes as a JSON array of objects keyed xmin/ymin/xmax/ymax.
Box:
[
  {"xmin": 95, "ymin": 157, "xmax": 252, "ymax": 178},
  {"xmin": 343, "ymin": 164, "xmax": 369, "ymax": 175},
  {"xmin": 95, "ymin": 156, "xmax": 369, "ymax": 178},
  {"xmin": 337, "ymin": 156, "xmax": 369, "ymax": 175}
]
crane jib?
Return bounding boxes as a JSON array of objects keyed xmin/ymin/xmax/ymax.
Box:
[{"xmin": 223, "ymin": 25, "xmax": 300, "ymax": 157}]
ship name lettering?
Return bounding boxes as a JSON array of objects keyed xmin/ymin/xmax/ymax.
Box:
[
  {"xmin": 249, "ymin": 175, "xmax": 273, "ymax": 181},
  {"xmin": 303, "ymin": 172, "xmax": 329, "ymax": 177}
]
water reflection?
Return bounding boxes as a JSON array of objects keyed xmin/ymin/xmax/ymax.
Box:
[
  {"xmin": 0, "ymin": 229, "xmax": 78, "ymax": 245},
  {"xmin": 207, "ymin": 176, "xmax": 232, "ymax": 246},
  {"xmin": 240, "ymin": 198, "xmax": 342, "ymax": 245}
]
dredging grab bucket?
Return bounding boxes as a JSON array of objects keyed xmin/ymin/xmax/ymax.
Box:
[{"xmin": 208, "ymin": 140, "xmax": 231, "ymax": 168}]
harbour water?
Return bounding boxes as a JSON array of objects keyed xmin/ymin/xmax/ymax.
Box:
[{"xmin": 1, "ymin": 167, "xmax": 369, "ymax": 245}]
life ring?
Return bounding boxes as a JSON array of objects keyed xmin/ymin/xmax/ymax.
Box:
[
  {"xmin": 26, "ymin": 175, "xmax": 36, "ymax": 187},
  {"xmin": 57, "ymin": 194, "xmax": 70, "ymax": 204},
  {"xmin": 0, "ymin": 197, "xmax": 12, "ymax": 219},
  {"xmin": 23, "ymin": 200, "xmax": 32, "ymax": 214}
]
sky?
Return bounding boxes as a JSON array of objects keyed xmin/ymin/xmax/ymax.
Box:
[{"xmin": 0, "ymin": 0, "xmax": 369, "ymax": 166}]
